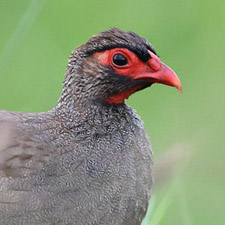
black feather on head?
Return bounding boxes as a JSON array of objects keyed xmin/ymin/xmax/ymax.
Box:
[{"xmin": 80, "ymin": 28, "xmax": 157, "ymax": 62}]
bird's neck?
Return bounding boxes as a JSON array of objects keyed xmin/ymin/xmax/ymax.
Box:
[
  {"xmin": 55, "ymin": 78, "xmax": 126, "ymax": 113},
  {"xmin": 54, "ymin": 94, "xmax": 140, "ymax": 127}
]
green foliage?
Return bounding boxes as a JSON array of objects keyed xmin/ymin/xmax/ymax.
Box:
[{"xmin": 0, "ymin": 0, "xmax": 225, "ymax": 224}]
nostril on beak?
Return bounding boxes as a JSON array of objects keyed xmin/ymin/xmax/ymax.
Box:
[
  {"xmin": 148, "ymin": 58, "xmax": 161, "ymax": 71},
  {"xmin": 148, "ymin": 50, "xmax": 161, "ymax": 71}
]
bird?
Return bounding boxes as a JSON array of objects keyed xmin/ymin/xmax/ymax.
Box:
[{"xmin": 0, "ymin": 28, "xmax": 181, "ymax": 225}]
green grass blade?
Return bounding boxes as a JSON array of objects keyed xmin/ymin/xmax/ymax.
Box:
[{"xmin": 0, "ymin": 0, "xmax": 46, "ymax": 79}]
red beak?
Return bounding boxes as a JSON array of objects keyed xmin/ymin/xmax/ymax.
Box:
[{"xmin": 134, "ymin": 51, "xmax": 182, "ymax": 93}]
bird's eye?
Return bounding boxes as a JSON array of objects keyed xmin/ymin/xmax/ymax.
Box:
[{"xmin": 112, "ymin": 54, "xmax": 128, "ymax": 66}]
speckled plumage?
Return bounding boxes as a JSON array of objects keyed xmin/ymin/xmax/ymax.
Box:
[{"xmin": 0, "ymin": 28, "xmax": 153, "ymax": 225}]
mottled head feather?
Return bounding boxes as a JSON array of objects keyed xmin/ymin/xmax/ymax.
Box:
[{"xmin": 60, "ymin": 28, "xmax": 157, "ymax": 107}]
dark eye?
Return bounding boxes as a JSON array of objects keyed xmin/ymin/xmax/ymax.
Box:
[{"xmin": 112, "ymin": 54, "xmax": 128, "ymax": 66}]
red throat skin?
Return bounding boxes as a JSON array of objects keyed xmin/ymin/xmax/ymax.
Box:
[
  {"xmin": 94, "ymin": 48, "xmax": 182, "ymax": 104},
  {"xmin": 105, "ymin": 85, "xmax": 143, "ymax": 104}
]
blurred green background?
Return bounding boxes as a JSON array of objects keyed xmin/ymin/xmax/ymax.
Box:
[{"xmin": 0, "ymin": 0, "xmax": 225, "ymax": 224}]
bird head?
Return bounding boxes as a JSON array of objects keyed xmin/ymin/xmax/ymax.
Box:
[{"xmin": 60, "ymin": 28, "xmax": 182, "ymax": 106}]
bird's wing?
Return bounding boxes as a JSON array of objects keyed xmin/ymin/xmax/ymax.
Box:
[{"xmin": 0, "ymin": 110, "xmax": 50, "ymax": 178}]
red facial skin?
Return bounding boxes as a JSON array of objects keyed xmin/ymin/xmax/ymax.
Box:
[{"xmin": 94, "ymin": 48, "xmax": 182, "ymax": 104}]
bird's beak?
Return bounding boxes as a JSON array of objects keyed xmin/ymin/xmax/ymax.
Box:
[{"xmin": 134, "ymin": 51, "xmax": 182, "ymax": 93}]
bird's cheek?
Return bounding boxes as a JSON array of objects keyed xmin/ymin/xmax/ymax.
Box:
[{"xmin": 113, "ymin": 62, "xmax": 152, "ymax": 79}]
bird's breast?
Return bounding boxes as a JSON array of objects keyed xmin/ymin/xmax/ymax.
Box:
[{"xmin": 0, "ymin": 108, "xmax": 153, "ymax": 225}]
